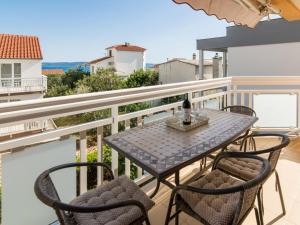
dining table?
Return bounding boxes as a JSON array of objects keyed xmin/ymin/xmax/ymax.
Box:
[{"xmin": 104, "ymin": 108, "xmax": 258, "ymax": 197}]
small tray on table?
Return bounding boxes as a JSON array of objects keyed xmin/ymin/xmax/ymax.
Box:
[{"xmin": 165, "ymin": 116, "xmax": 209, "ymax": 132}]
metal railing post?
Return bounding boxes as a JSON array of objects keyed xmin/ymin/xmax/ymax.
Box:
[
  {"xmin": 111, "ymin": 105, "xmax": 119, "ymax": 177},
  {"xmin": 125, "ymin": 120, "xmax": 131, "ymax": 178},
  {"xmin": 97, "ymin": 126, "xmax": 103, "ymax": 185},
  {"xmin": 80, "ymin": 131, "xmax": 87, "ymax": 194},
  {"xmin": 137, "ymin": 117, "xmax": 143, "ymax": 178},
  {"xmin": 227, "ymin": 84, "xmax": 232, "ymax": 107}
]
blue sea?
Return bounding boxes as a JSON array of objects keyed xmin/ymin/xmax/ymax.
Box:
[
  {"xmin": 42, "ymin": 62, "xmax": 89, "ymax": 72},
  {"xmin": 42, "ymin": 62, "xmax": 155, "ymax": 73}
]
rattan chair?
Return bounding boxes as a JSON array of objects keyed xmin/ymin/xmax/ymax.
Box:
[
  {"xmin": 221, "ymin": 105, "xmax": 257, "ymax": 150},
  {"xmin": 165, "ymin": 152, "xmax": 271, "ymax": 225},
  {"xmin": 216, "ymin": 133, "xmax": 290, "ymax": 224},
  {"xmin": 34, "ymin": 162, "xmax": 154, "ymax": 225}
]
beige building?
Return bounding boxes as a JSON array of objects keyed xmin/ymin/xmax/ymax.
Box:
[{"xmin": 158, "ymin": 54, "xmax": 222, "ymax": 84}]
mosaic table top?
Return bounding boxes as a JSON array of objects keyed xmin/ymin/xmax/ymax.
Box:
[{"xmin": 104, "ymin": 109, "xmax": 257, "ymax": 179}]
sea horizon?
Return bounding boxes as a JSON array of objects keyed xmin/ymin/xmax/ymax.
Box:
[{"xmin": 42, "ymin": 62, "xmax": 156, "ymax": 73}]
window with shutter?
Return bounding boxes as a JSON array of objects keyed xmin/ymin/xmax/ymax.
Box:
[{"xmin": 1, "ymin": 64, "xmax": 12, "ymax": 79}]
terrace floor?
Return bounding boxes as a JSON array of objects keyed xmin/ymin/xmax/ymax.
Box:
[{"xmin": 146, "ymin": 137, "xmax": 300, "ymax": 225}]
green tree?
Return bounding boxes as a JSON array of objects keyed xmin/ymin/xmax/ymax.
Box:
[
  {"xmin": 125, "ymin": 69, "xmax": 158, "ymax": 88},
  {"xmin": 72, "ymin": 68, "xmax": 124, "ymax": 94},
  {"xmin": 45, "ymin": 68, "xmax": 88, "ymax": 97},
  {"xmin": 62, "ymin": 68, "xmax": 89, "ymax": 89},
  {"xmin": 45, "ymin": 74, "xmax": 69, "ymax": 97}
]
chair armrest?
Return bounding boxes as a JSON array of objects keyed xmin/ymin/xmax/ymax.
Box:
[
  {"xmin": 223, "ymin": 133, "xmax": 289, "ymax": 154},
  {"xmin": 239, "ymin": 133, "xmax": 290, "ymax": 155},
  {"xmin": 48, "ymin": 162, "xmax": 114, "ymax": 180}
]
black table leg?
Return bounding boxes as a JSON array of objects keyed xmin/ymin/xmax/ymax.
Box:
[
  {"xmin": 149, "ymin": 180, "xmax": 161, "ymax": 199},
  {"xmin": 175, "ymin": 170, "xmax": 180, "ymax": 225}
]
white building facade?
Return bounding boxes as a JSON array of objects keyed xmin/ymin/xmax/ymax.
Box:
[
  {"xmin": 227, "ymin": 42, "xmax": 300, "ymax": 76},
  {"xmin": 89, "ymin": 43, "xmax": 146, "ymax": 77},
  {"xmin": 197, "ymin": 19, "xmax": 300, "ymax": 128},
  {"xmin": 0, "ymin": 34, "xmax": 46, "ymax": 103},
  {"xmin": 0, "ymin": 34, "xmax": 47, "ymax": 136},
  {"xmin": 158, "ymin": 56, "xmax": 222, "ymax": 84},
  {"xmin": 197, "ymin": 18, "xmax": 300, "ymax": 77}
]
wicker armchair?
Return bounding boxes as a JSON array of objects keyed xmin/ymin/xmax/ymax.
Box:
[
  {"xmin": 216, "ymin": 133, "xmax": 290, "ymax": 224},
  {"xmin": 165, "ymin": 152, "xmax": 271, "ymax": 225},
  {"xmin": 221, "ymin": 105, "xmax": 257, "ymax": 150},
  {"xmin": 34, "ymin": 162, "xmax": 154, "ymax": 225}
]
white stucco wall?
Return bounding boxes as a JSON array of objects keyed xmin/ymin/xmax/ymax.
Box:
[
  {"xmin": 91, "ymin": 57, "xmax": 114, "ymax": 74},
  {"xmin": 203, "ymin": 65, "xmax": 213, "ymax": 79},
  {"xmin": 90, "ymin": 49, "xmax": 145, "ymax": 77},
  {"xmin": 227, "ymin": 42, "xmax": 300, "ymax": 76},
  {"xmin": 158, "ymin": 61, "xmax": 197, "ymax": 84},
  {"xmin": 0, "ymin": 59, "xmax": 42, "ymax": 79},
  {"xmin": 114, "ymin": 51, "xmax": 145, "ymax": 76}
]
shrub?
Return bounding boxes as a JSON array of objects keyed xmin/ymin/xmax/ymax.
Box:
[{"xmin": 76, "ymin": 144, "xmax": 138, "ymax": 193}]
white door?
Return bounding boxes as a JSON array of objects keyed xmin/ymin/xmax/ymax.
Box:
[
  {"xmin": 13, "ymin": 63, "xmax": 21, "ymax": 87},
  {"xmin": 0, "ymin": 63, "xmax": 22, "ymax": 87}
]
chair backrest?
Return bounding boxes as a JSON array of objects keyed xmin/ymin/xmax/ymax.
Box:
[
  {"xmin": 241, "ymin": 134, "xmax": 290, "ymax": 172},
  {"xmin": 222, "ymin": 105, "xmax": 256, "ymax": 117},
  {"xmin": 213, "ymin": 153, "xmax": 270, "ymax": 225},
  {"xmin": 34, "ymin": 172, "xmax": 76, "ymax": 225}
]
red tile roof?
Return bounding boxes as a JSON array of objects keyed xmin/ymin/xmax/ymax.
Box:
[
  {"xmin": 0, "ymin": 34, "xmax": 43, "ymax": 59},
  {"xmin": 106, "ymin": 44, "xmax": 146, "ymax": 52},
  {"xmin": 42, "ymin": 69, "xmax": 65, "ymax": 75},
  {"xmin": 89, "ymin": 56, "xmax": 112, "ymax": 64}
]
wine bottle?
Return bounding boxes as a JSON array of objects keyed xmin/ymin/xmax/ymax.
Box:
[{"xmin": 182, "ymin": 98, "xmax": 191, "ymax": 125}]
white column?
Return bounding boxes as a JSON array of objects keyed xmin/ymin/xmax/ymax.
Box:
[
  {"xmin": 198, "ymin": 50, "xmax": 204, "ymax": 80},
  {"xmin": 233, "ymin": 85, "xmax": 238, "ymax": 105},
  {"xmin": 80, "ymin": 131, "xmax": 87, "ymax": 194},
  {"xmin": 125, "ymin": 120, "xmax": 131, "ymax": 178},
  {"xmin": 227, "ymin": 84, "xmax": 232, "ymax": 107},
  {"xmin": 111, "ymin": 105, "xmax": 119, "ymax": 177},
  {"xmin": 97, "ymin": 126, "xmax": 103, "ymax": 186},
  {"xmin": 187, "ymin": 92, "xmax": 194, "ymax": 109},
  {"xmin": 137, "ymin": 117, "xmax": 143, "ymax": 178},
  {"xmin": 223, "ymin": 51, "xmax": 227, "ymax": 77}
]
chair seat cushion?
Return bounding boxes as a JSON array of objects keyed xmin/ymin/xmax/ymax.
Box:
[
  {"xmin": 179, "ymin": 169, "xmax": 243, "ymax": 225},
  {"xmin": 217, "ymin": 156, "xmax": 263, "ymax": 180},
  {"xmin": 70, "ymin": 175, "xmax": 154, "ymax": 225}
]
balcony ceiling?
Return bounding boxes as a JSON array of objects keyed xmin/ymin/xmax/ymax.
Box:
[{"xmin": 172, "ymin": 0, "xmax": 300, "ymax": 28}]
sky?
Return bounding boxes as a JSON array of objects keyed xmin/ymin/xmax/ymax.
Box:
[{"xmin": 0, "ymin": 0, "xmax": 230, "ymax": 63}]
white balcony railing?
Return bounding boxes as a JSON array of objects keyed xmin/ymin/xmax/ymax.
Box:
[
  {"xmin": 0, "ymin": 76, "xmax": 47, "ymax": 94},
  {"xmin": 0, "ymin": 76, "xmax": 300, "ymax": 224},
  {"xmin": 1, "ymin": 76, "xmax": 300, "ymax": 174},
  {"xmin": 0, "ymin": 120, "xmax": 48, "ymax": 136}
]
